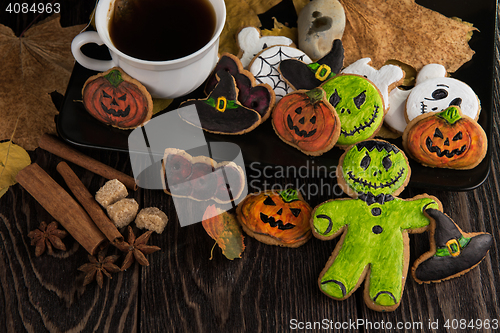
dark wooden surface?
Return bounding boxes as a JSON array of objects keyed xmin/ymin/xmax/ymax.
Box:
[{"xmin": 1, "ymin": 1, "xmax": 499, "ymax": 332}]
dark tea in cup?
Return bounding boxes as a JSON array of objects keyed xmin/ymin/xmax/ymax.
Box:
[{"xmin": 109, "ymin": 0, "xmax": 216, "ymax": 61}]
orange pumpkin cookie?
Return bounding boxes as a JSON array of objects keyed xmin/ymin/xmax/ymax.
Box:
[
  {"xmin": 271, "ymin": 87, "xmax": 340, "ymax": 156},
  {"xmin": 82, "ymin": 67, "xmax": 153, "ymax": 130},
  {"xmin": 236, "ymin": 189, "xmax": 312, "ymax": 247},
  {"xmin": 402, "ymin": 106, "xmax": 487, "ymax": 170}
]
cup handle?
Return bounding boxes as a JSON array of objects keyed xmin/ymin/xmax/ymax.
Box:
[{"xmin": 71, "ymin": 31, "xmax": 114, "ymax": 72}]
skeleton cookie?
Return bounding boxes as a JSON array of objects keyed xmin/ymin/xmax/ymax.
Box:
[
  {"xmin": 311, "ymin": 139, "xmax": 441, "ymax": 311},
  {"xmin": 405, "ymin": 63, "xmax": 480, "ymax": 123}
]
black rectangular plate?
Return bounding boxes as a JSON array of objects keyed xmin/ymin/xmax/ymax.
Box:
[{"xmin": 57, "ymin": 0, "xmax": 495, "ymax": 191}]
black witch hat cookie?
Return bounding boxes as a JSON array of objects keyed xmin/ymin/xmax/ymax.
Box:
[
  {"xmin": 412, "ymin": 208, "xmax": 493, "ymax": 283},
  {"xmin": 279, "ymin": 39, "xmax": 344, "ymax": 91},
  {"xmin": 179, "ymin": 70, "xmax": 262, "ymax": 135}
]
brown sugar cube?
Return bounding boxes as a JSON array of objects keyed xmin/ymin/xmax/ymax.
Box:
[
  {"xmin": 135, "ymin": 207, "xmax": 169, "ymax": 234},
  {"xmin": 95, "ymin": 179, "xmax": 128, "ymax": 208},
  {"xmin": 106, "ymin": 198, "xmax": 139, "ymax": 228}
]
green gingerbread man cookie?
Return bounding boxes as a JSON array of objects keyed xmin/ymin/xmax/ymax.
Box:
[{"xmin": 311, "ymin": 139, "xmax": 442, "ymax": 311}]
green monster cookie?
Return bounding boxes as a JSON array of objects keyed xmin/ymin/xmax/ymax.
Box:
[
  {"xmin": 311, "ymin": 139, "xmax": 441, "ymax": 312},
  {"xmin": 321, "ymin": 74, "xmax": 385, "ymax": 147}
]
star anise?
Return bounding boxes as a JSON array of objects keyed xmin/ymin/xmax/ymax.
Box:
[
  {"xmin": 78, "ymin": 248, "xmax": 121, "ymax": 289},
  {"xmin": 113, "ymin": 226, "xmax": 161, "ymax": 271},
  {"xmin": 27, "ymin": 221, "xmax": 67, "ymax": 256}
]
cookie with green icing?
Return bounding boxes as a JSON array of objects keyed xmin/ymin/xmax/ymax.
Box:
[
  {"xmin": 311, "ymin": 139, "xmax": 442, "ymax": 312},
  {"xmin": 279, "ymin": 39, "xmax": 344, "ymax": 91},
  {"xmin": 320, "ymin": 74, "xmax": 385, "ymax": 148},
  {"xmin": 179, "ymin": 70, "xmax": 262, "ymax": 134}
]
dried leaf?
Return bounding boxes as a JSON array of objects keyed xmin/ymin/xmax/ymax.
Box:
[
  {"xmin": 152, "ymin": 98, "xmax": 173, "ymax": 115},
  {"xmin": 339, "ymin": 0, "xmax": 476, "ymax": 72},
  {"xmin": 0, "ymin": 15, "xmax": 86, "ymax": 150},
  {"xmin": 0, "ymin": 141, "xmax": 31, "ymax": 199},
  {"xmin": 202, "ymin": 205, "xmax": 245, "ymax": 260},
  {"xmin": 245, "ymin": 0, "xmax": 282, "ymax": 15},
  {"xmin": 219, "ymin": 0, "xmax": 261, "ymax": 55},
  {"xmin": 261, "ymin": 18, "xmax": 298, "ymax": 45}
]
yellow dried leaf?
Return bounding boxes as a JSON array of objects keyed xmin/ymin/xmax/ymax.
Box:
[
  {"xmin": 0, "ymin": 141, "xmax": 31, "ymax": 198},
  {"xmin": 293, "ymin": 0, "xmax": 310, "ymax": 15},
  {"xmin": 0, "ymin": 15, "xmax": 86, "ymax": 150},
  {"xmin": 261, "ymin": 18, "xmax": 298, "ymax": 45},
  {"xmin": 152, "ymin": 98, "xmax": 173, "ymax": 115},
  {"xmin": 339, "ymin": 0, "xmax": 476, "ymax": 73},
  {"xmin": 218, "ymin": 0, "xmax": 261, "ymax": 55},
  {"xmin": 245, "ymin": 0, "xmax": 282, "ymax": 15}
]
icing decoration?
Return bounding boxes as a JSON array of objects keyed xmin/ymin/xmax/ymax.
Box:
[
  {"xmin": 403, "ymin": 106, "xmax": 487, "ymax": 170},
  {"xmin": 320, "ymin": 74, "xmax": 385, "ymax": 147},
  {"xmin": 162, "ymin": 148, "xmax": 245, "ymax": 204},
  {"xmin": 204, "ymin": 53, "xmax": 275, "ymax": 121},
  {"xmin": 237, "ymin": 27, "xmax": 294, "ymax": 68},
  {"xmin": 82, "ymin": 67, "xmax": 153, "ymax": 130},
  {"xmin": 180, "ymin": 70, "xmax": 262, "ymax": 134},
  {"xmin": 385, "ymin": 87, "xmax": 412, "ymax": 133},
  {"xmin": 412, "ymin": 208, "xmax": 492, "ymax": 283},
  {"xmin": 312, "ymin": 139, "xmax": 442, "ymax": 311},
  {"xmin": 405, "ymin": 64, "xmax": 480, "ymax": 123},
  {"xmin": 248, "ymin": 46, "xmax": 312, "ymax": 101},
  {"xmin": 341, "ymin": 58, "xmax": 405, "ymax": 111},
  {"xmin": 279, "ymin": 39, "xmax": 344, "ymax": 90},
  {"xmin": 271, "ymin": 87, "xmax": 340, "ymax": 156},
  {"xmin": 236, "ymin": 188, "xmax": 312, "ymax": 247}
]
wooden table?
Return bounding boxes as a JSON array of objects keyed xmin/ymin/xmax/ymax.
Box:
[{"xmin": 1, "ymin": 1, "xmax": 499, "ymax": 332}]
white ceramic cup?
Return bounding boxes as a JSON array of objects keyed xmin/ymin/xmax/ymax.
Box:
[{"xmin": 71, "ymin": 0, "xmax": 226, "ymax": 99}]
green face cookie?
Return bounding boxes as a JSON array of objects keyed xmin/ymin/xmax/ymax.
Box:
[
  {"xmin": 342, "ymin": 140, "xmax": 409, "ymax": 196},
  {"xmin": 321, "ymin": 74, "xmax": 384, "ymax": 146}
]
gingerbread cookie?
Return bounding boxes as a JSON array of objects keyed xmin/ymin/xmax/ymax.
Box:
[
  {"xmin": 279, "ymin": 39, "xmax": 344, "ymax": 91},
  {"xmin": 311, "ymin": 139, "xmax": 442, "ymax": 311},
  {"xmin": 412, "ymin": 208, "xmax": 492, "ymax": 284},
  {"xmin": 320, "ymin": 74, "xmax": 385, "ymax": 148},
  {"xmin": 180, "ymin": 70, "xmax": 262, "ymax": 134},
  {"xmin": 403, "ymin": 106, "xmax": 487, "ymax": 169},
  {"xmin": 405, "ymin": 64, "xmax": 480, "ymax": 123},
  {"xmin": 236, "ymin": 188, "xmax": 312, "ymax": 247},
  {"xmin": 237, "ymin": 27, "xmax": 294, "ymax": 68},
  {"xmin": 204, "ymin": 53, "xmax": 275, "ymax": 122},
  {"xmin": 82, "ymin": 67, "xmax": 153, "ymax": 130},
  {"xmin": 271, "ymin": 87, "xmax": 340, "ymax": 156},
  {"xmin": 162, "ymin": 148, "xmax": 245, "ymax": 204},
  {"xmin": 248, "ymin": 45, "xmax": 312, "ymax": 101}
]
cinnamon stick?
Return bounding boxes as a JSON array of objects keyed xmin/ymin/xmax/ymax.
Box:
[
  {"xmin": 56, "ymin": 162, "xmax": 124, "ymax": 244},
  {"xmin": 38, "ymin": 134, "xmax": 137, "ymax": 190},
  {"xmin": 16, "ymin": 163, "xmax": 107, "ymax": 255}
]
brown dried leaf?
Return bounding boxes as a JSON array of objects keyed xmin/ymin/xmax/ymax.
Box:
[
  {"xmin": 338, "ymin": 0, "xmax": 476, "ymax": 72},
  {"xmin": 0, "ymin": 15, "xmax": 86, "ymax": 150},
  {"xmin": 202, "ymin": 205, "xmax": 245, "ymax": 260}
]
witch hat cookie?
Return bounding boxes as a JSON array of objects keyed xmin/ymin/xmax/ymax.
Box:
[
  {"xmin": 412, "ymin": 208, "xmax": 493, "ymax": 283},
  {"xmin": 279, "ymin": 39, "xmax": 344, "ymax": 91},
  {"xmin": 179, "ymin": 70, "xmax": 261, "ymax": 135}
]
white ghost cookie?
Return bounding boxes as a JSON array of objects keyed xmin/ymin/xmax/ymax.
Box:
[
  {"xmin": 248, "ymin": 45, "xmax": 312, "ymax": 101},
  {"xmin": 237, "ymin": 27, "xmax": 294, "ymax": 69},
  {"xmin": 405, "ymin": 64, "xmax": 480, "ymax": 123}
]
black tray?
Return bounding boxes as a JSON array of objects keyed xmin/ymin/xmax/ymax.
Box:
[{"xmin": 57, "ymin": 0, "xmax": 495, "ymax": 191}]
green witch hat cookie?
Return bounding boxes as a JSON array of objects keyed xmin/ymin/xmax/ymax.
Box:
[
  {"xmin": 412, "ymin": 208, "xmax": 492, "ymax": 283},
  {"xmin": 279, "ymin": 39, "xmax": 344, "ymax": 91},
  {"xmin": 179, "ymin": 70, "xmax": 262, "ymax": 134}
]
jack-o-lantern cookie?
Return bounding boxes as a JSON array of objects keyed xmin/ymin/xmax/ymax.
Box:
[
  {"xmin": 271, "ymin": 87, "xmax": 340, "ymax": 156},
  {"xmin": 162, "ymin": 148, "xmax": 245, "ymax": 204},
  {"xmin": 180, "ymin": 70, "xmax": 262, "ymax": 134},
  {"xmin": 320, "ymin": 74, "xmax": 385, "ymax": 148},
  {"xmin": 403, "ymin": 106, "xmax": 487, "ymax": 169},
  {"xmin": 236, "ymin": 188, "xmax": 312, "ymax": 247},
  {"xmin": 405, "ymin": 63, "xmax": 480, "ymax": 124},
  {"xmin": 248, "ymin": 45, "xmax": 312, "ymax": 101},
  {"xmin": 311, "ymin": 139, "xmax": 442, "ymax": 311},
  {"xmin": 204, "ymin": 53, "xmax": 275, "ymax": 122},
  {"xmin": 412, "ymin": 208, "xmax": 492, "ymax": 284},
  {"xmin": 82, "ymin": 67, "xmax": 153, "ymax": 130},
  {"xmin": 279, "ymin": 39, "xmax": 344, "ymax": 91}
]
